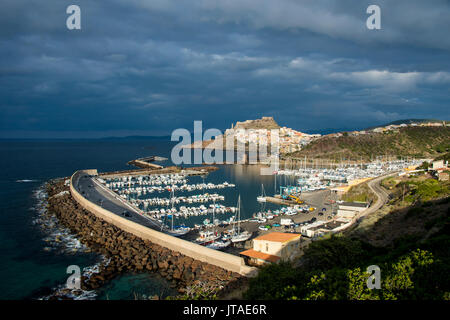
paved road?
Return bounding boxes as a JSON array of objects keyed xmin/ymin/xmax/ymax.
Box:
[
  {"xmin": 353, "ymin": 172, "xmax": 396, "ymax": 225},
  {"xmin": 72, "ymin": 172, "xmax": 164, "ymax": 231}
]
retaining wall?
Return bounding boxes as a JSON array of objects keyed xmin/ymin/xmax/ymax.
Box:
[{"xmin": 70, "ymin": 170, "xmax": 257, "ymax": 277}]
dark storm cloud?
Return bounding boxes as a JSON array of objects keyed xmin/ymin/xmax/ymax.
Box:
[{"xmin": 0, "ymin": 0, "xmax": 449, "ymax": 138}]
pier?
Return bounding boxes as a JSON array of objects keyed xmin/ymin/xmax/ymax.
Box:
[
  {"xmin": 264, "ymin": 196, "xmax": 296, "ymax": 205},
  {"xmin": 128, "ymin": 157, "xmax": 164, "ymax": 169}
]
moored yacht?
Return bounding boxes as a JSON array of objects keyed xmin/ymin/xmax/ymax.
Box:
[{"xmin": 230, "ymin": 195, "xmax": 252, "ymax": 243}]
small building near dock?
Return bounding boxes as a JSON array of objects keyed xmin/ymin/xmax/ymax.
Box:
[
  {"xmin": 300, "ymin": 218, "xmax": 352, "ymax": 238},
  {"xmin": 336, "ymin": 202, "xmax": 368, "ymax": 219},
  {"xmin": 240, "ymin": 232, "xmax": 301, "ymax": 266}
]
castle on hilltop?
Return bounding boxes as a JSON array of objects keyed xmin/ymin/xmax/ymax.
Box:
[{"xmin": 231, "ymin": 116, "xmax": 280, "ymax": 130}]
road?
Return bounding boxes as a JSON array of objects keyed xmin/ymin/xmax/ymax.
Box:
[
  {"xmin": 352, "ymin": 172, "xmax": 396, "ymax": 226},
  {"xmin": 72, "ymin": 172, "xmax": 164, "ymax": 231}
]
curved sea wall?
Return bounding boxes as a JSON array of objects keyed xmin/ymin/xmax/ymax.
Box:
[
  {"xmin": 46, "ymin": 179, "xmax": 248, "ymax": 298},
  {"xmin": 70, "ymin": 170, "xmax": 257, "ymax": 277}
]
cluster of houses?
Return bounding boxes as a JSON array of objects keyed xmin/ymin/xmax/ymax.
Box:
[
  {"xmin": 240, "ymin": 201, "xmax": 368, "ymax": 266},
  {"xmin": 432, "ymin": 160, "xmax": 449, "ymax": 181},
  {"xmin": 223, "ymin": 118, "xmax": 447, "ymax": 155},
  {"xmin": 202, "ymin": 118, "xmax": 447, "ymax": 159},
  {"xmin": 224, "ymin": 117, "xmax": 321, "ymax": 154}
]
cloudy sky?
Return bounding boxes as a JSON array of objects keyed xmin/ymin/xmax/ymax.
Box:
[{"xmin": 1, "ymin": 0, "xmax": 449, "ymax": 138}]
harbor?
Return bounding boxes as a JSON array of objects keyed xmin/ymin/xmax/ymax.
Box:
[{"xmin": 77, "ymin": 156, "xmax": 425, "ymax": 256}]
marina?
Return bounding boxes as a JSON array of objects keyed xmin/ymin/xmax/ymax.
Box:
[
  {"xmin": 271, "ymin": 158, "xmax": 423, "ymax": 194},
  {"xmin": 86, "ymin": 157, "xmax": 425, "ymax": 252}
]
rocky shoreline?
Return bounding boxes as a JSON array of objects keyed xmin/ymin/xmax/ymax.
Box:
[{"xmin": 45, "ymin": 178, "xmax": 247, "ymax": 300}]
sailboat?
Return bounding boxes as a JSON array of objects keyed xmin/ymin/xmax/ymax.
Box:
[
  {"xmin": 162, "ymin": 189, "xmax": 191, "ymax": 236},
  {"xmin": 195, "ymin": 199, "xmax": 221, "ymax": 245},
  {"xmin": 206, "ymin": 199, "xmax": 231, "ymax": 250},
  {"xmin": 231, "ymin": 195, "xmax": 252, "ymax": 243},
  {"xmin": 257, "ymin": 184, "xmax": 267, "ymax": 202}
]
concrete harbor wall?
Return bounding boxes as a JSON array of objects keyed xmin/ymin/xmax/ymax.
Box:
[
  {"xmin": 128, "ymin": 159, "xmax": 164, "ymax": 169},
  {"xmin": 70, "ymin": 170, "xmax": 257, "ymax": 277}
]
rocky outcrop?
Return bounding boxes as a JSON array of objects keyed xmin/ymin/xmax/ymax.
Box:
[{"xmin": 233, "ymin": 116, "xmax": 280, "ymax": 130}]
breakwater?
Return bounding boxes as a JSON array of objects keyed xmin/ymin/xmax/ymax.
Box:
[
  {"xmin": 46, "ymin": 178, "xmax": 248, "ymax": 298},
  {"xmin": 71, "ymin": 170, "xmax": 256, "ymax": 276}
]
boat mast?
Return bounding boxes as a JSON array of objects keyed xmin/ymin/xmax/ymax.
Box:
[
  {"xmin": 237, "ymin": 195, "xmax": 241, "ymax": 235},
  {"xmin": 274, "ymin": 173, "xmax": 277, "ymax": 194},
  {"xmin": 212, "ymin": 199, "xmax": 215, "ymax": 232},
  {"xmin": 171, "ymin": 189, "xmax": 174, "ymax": 231}
]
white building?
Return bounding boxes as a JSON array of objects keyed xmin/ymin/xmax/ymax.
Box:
[{"xmin": 240, "ymin": 232, "xmax": 301, "ymax": 265}]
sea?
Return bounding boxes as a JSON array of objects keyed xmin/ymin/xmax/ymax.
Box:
[{"xmin": 0, "ymin": 138, "xmax": 298, "ymax": 300}]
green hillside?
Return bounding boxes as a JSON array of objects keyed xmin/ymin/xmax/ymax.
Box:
[
  {"xmin": 244, "ymin": 174, "xmax": 450, "ymax": 300},
  {"xmin": 289, "ymin": 126, "xmax": 450, "ymax": 161}
]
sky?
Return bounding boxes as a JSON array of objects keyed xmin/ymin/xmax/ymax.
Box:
[{"xmin": 1, "ymin": 0, "xmax": 449, "ymax": 138}]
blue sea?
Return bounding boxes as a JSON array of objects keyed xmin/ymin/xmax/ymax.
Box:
[{"xmin": 0, "ymin": 138, "xmax": 293, "ymax": 300}]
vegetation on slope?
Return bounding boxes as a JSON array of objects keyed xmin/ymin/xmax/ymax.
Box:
[
  {"xmin": 341, "ymin": 181, "xmax": 376, "ymax": 204},
  {"xmin": 382, "ymin": 175, "xmax": 449, "ymax": 205},
  {"xmin": 244, "ymin": 231, "xmax": 450, "ymax": 300},
  {"xmin": 289, "ymin": 126, "xmax": 450, "ymax": 161},
  {"xmin": 244, "ymin": 173, "xmax": 450, "ymax": 300}
]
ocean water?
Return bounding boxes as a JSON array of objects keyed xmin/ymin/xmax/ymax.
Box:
[{"xmin": 0, "ymin": 139, "xmax": 290, "ymax": 300}]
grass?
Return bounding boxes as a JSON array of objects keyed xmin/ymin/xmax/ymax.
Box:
[
  {"xmin": 341, "ymin": 182, "xmax": 376, "ymax": 204},
  {"xmin": 289, "ymin": 126, "xmax": 450, "ymax": 161}
]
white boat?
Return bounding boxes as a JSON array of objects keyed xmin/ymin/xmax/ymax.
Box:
[
  {"xmin": 195, "ymin": 230, "xmax": 221, "ymax": 244},
  {"xmin": 230, "ymin": 195, "xmax": 252, "ymax": 243},
  {"xmin": 231, "ymin": 230, "xmax": 252, "ymax": 243},
  {"xmin": 161, "ymin": 189, "xmax": 191, "ymax": 236},
  {"xmin": 206, "ymin": 239, "xmax": 231, "ymax": 250},
  {"xmin": 166, "ymin": 226, "xmax": 191, "ymax": 236}
]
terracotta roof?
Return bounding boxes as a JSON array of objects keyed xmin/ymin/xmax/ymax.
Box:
[
  {"xmin": 240, "ymin": 249, "xmax": 280, "ymax": 263},
  {"xmin": 253, "ymin": 232, "xmax": 301, "ymax": 243}
]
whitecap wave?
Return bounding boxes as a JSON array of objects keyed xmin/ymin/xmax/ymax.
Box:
[
  {"xmin": 32, "ymin": 184, "xmax": 90, "ymax": 255},
  {"xmin": 32, "ymin": 183, "xmax": 107, "ymax": 300},
  {"xmin": 16, "ymin": 179, "xmax": 36, "ymax": 183}
]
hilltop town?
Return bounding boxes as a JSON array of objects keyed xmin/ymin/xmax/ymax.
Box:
[{"xmin": 186, "ymin": 117, "xmax": 449, "ymax": 159}]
